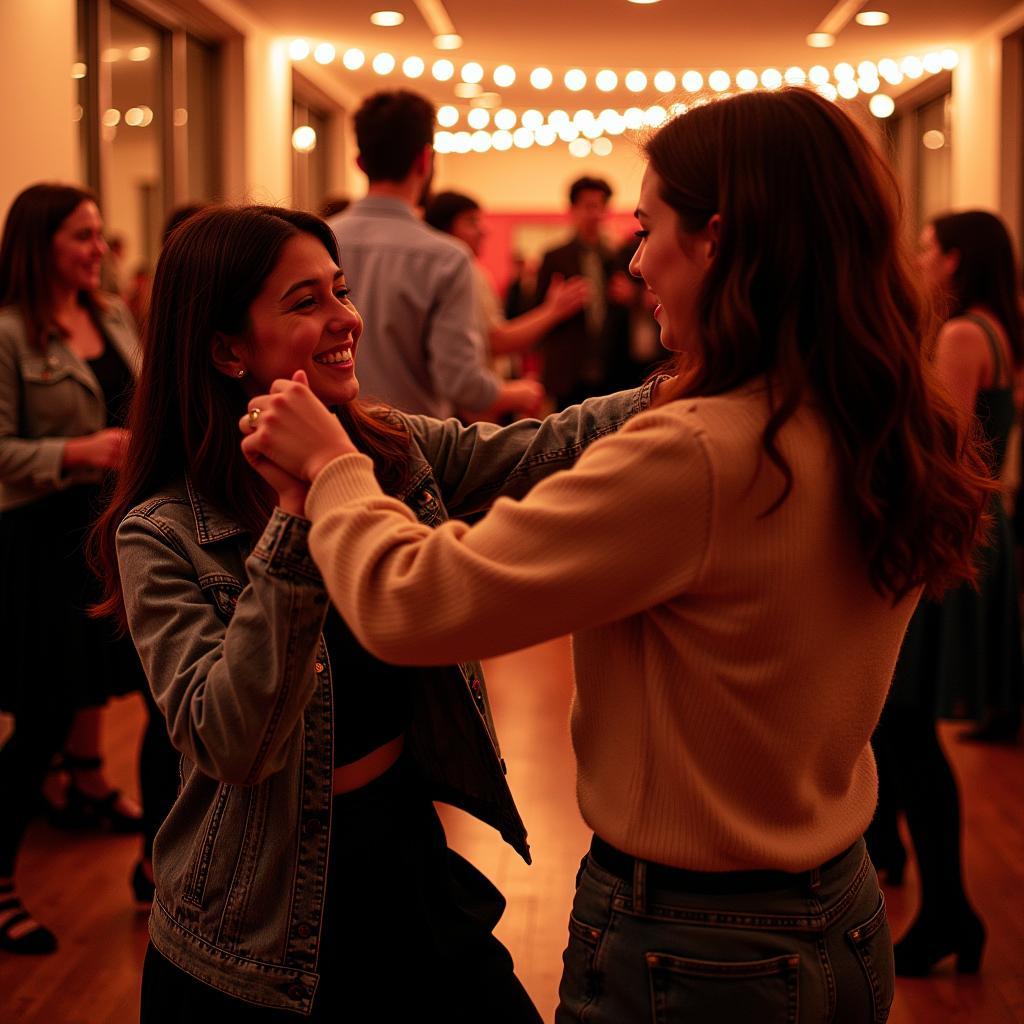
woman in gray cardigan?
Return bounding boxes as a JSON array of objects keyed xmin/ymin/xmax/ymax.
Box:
[{"xmin": 0, "ymin": 183, "xmax": 149, "ymax": 954}]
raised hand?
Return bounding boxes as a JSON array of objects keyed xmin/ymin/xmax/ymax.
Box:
[{"xmin": 240, "ymin": 370, "xmax": 358, "ymax": 486}]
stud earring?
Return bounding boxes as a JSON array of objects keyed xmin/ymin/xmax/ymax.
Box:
[{"xmin": 236, "ymin": 369, "xmax": 246, "ymax": 378}]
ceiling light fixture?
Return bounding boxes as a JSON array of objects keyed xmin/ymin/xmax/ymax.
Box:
[
  {"xmin": 855, "ymin": 11, "xmax": 889, "ymax": 27},
  {"xmin": 806, "ymin": 33, "xmax": 835, "ymax": 48},
  {"xmin": 433, "ymin": 34, "xmax": 463, "ymax": 49},
  {"xmin": 370, "ymin": 11, "xmax": 405, "ymax": 26}
]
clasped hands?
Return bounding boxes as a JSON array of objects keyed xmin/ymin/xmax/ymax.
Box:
[{"xmin": 239, "ymin": 370, "xmax": 357, "ymax": 516}]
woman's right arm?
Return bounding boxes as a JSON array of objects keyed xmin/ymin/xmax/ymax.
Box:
[
  {"xmin": 0, "ymin": 327, "xmax": 127, "ymax": 484},
  {"xmin": 116, "ymin": 508, "xmax": 329, "ymax": 785}
]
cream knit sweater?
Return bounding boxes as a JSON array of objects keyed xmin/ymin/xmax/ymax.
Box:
[{"xmin": 305, "ymin": 382, "xmax": 918, "ymax": 871}]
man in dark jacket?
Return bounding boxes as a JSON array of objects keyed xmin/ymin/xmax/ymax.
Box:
[{"xmin": 534, "ymin": 176, "xmax": 617, "ymax": 408}]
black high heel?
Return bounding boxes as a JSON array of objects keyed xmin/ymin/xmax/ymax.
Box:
[{"xmin": 894, "ymin": 911, "xmax": 986, "ymax": 977}]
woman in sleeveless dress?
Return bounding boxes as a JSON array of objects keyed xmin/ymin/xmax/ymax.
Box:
[{"xmin": 868, "ymin": 210, "xmax": 1024, "ymax": 976}]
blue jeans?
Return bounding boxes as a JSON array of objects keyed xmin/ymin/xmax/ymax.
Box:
[{"xmin": 556, "ymin": 838, "xmax": 893, "ymax": 1024}]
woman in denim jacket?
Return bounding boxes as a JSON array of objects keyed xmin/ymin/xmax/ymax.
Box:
[
  {"xmin": 0, "ymin": 183, "xmax": 159, "ymax": 955},
  {"xmin": 90, "ymin": 204, "xmax": 654, "ymax": 1022}
]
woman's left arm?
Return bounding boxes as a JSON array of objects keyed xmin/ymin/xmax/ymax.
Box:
[
  {"xmin": 304, "ymin": 407, "xmax": 714, "ymax": 665},
  {"xmin": 406, "ymin": 380, "xmax": 660, "ymax": 518}
]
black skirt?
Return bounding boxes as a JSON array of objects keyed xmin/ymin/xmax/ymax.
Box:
[
  {"xmin": 0, "ymin": 484, "xmax": 146, "ymax": 712},
  {"xmin": 141, "ymin": 755, "xmax": 541, "ymax": 1023}
]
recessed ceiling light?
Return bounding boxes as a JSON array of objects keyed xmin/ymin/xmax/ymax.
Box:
[
  {"xmin": 370, "ymin": 11, "xmax": 404, "ymax": 27},
  {"xmin": 806, "ymin": 33, "xmax": 835, "ymax": 47},
  {"xmin": 855, "ymin": 11, "xmax": 889, "ymax": 27},
  {"xmin": 627, "ymin": 0, "xmax": 661, "ymax": 4}
]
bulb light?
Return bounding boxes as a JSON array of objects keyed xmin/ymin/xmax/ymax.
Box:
[
  {"xmin": 682, "ymin": 70, "xmax": 703, "ymax": 92},
  {"xmin": 494, "ymin": 64, "xmax": 516, "ymax": 87},
  {"xmin": 569, "ymin": 138, "xmax": 592, "ymax": 158},
  {"xmin": 535, "ymin": 125, "xmax": 557, "ymax": 146},
  {"xmin": 513, "ymin": 128, "xmax": 535, "ymax": 149},
  {"xmin": 403, "ymin": 56, "xmax": 425, "ymax": 78},
  {"xmin": 434, "ymin": 132, "xmax": 453, "ymax": 153},
  {"xmin": 314, "ymin": 43, "xmax": 336, "ymax": 65},
  {"xmin": 288, "ymin": 39, "xmax": 310, "ymax": 61},
  {"xmin": 625, "ymin": 70, "xmax": 648, "ymax": 92},
  {"xmin": 565, "ymin": 69, "xmax": 587, "ymax": 91},
  {"xmin": 736, "ymin": 69, "xmax": 758, "ymax": 90},
  {"xmin": 784, "ymin": 66, "xmax": 806, "ymax": 85},
  {"xmin": 461, "ymin": 61, "xmax": 483, "ymax": 83},
  {"xmin": 452, "ymin": 132, "xmax": 472, "ymax": 154},
  {"xmin": 530, "ymin": 67, "xmax": 553, "ymax": 89},
  {"xmin": 292, "ymin": 125, "xmax": 317, "ymax": 152},
  {"xmin": 437, "ymin": 105, "xmax": 459, "ymax": 127},
  {"xmin": 808, "ymin": 65, "xmax": 830, "ymax": 85},
  {"xmin": 343, "ymin": 48, "xmax": 366, "ymax": 70},
  {"xmin": 432, "ymin": 59, "xmax": 455, "ymax": 81},
  {"xmin": 372, "ymin": 52, "xmax": 396, "ymax": 74},
  {"xmin": 467, "ymin": 108, "xmax": 490, "ymax": 130},
  {"xmin": 492, "ymin": 130, "xmax": 514, "ymax": 151},
  {"xmin": 596, "ymin": 69, "xmax": 618, "ymax": 91},
  {"xmin": 760, "ymin": 68, "xmax": 783, "ymax": 89},
  {"xmin": 654, "ymin": 71, "xmax": 676, "ymax": 92},
  {"xmin": 521, "ymin": 109, "xmax": 544, "ymax": 130},
  {"xmin": 470, "ymin": 130, "xmax": 492, "ymax": 153},
  {"xmin": 709, "ymin": 70, "xmax": 730, "ymax": 91},
  {"xmin": 494, "ymin": 108, "xmax": 517, "ymax": 130},
  {"xmin": 624, "ymin": 107, "xmax": 644, "ymax": 130},
  {"xmin": 593, "ymin": 137, "xmax": 613, "ymax": 156},
  {"xmin": 901, "ymin": 56, "xmax": 923, "ymax": 78},
  {"xmin": 837, "ymin": 78, "xmax": 860, "ymax": 99},
  {"xmin": 869, "ymin": 94, "xmax": 895, "ymax": 117},
  {"xmin": 941, "ymin": 49, "xmax": 959, "ymax": 69}
]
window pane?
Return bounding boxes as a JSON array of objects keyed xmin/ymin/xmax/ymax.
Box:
[{"xmin": 105, "ymin": 4, "xmax": 165, "ymax": 284}]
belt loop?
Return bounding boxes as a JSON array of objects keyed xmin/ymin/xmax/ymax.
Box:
[
  {"xmin": 632, "ymin": 858, "xmax": 647, "ymax": 913},
  {"xmin": 808, "ymin": 865, "xmax": 821, "ymax": 892}
]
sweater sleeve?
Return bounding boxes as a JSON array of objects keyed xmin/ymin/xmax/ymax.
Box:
[{"xmin": 305, "ymin": 406, "xmax": 715, "ymax": 664}]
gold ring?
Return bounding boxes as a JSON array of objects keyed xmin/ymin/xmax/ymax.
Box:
[{"xmin": 247, "ymin": 407, "xmax": 262, "ymax": 429}]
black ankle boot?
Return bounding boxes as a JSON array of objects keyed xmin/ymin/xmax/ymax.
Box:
[{"xmin": 894, "ymin": 910, "xmax": 986, "ymax": 976}]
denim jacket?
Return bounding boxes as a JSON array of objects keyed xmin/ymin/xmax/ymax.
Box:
[
  {"xmin": 116, "ymin": 383, "xmax": 655, "ymax": 1014},
  {"xmin": 0, "ymin": 301, "xmax": 140, "ymax": 510}
]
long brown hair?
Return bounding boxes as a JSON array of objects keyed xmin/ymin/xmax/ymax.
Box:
[
  {"xmin": 0, "ymin": 182, "xmax": 107, "ymax": 351},
  {"xmin": 645, "ymin": 88, "xmax": 994, "ymax": 599},
  {"xmin": 91, "ymin": 204, "xmax": 409, "ymax": 627},
  {"xmin": 931, "ymin": 210, "xmax": 1024, "ymax": 366}
]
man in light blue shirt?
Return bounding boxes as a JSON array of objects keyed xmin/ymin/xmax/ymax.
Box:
[{"xmin": 330, "ymin": 91, "xmax": 543, "ymax": 420}]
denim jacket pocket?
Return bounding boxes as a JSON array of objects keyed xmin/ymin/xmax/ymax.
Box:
[
  {"xmin": 846, "ymin": 894, "xmax": 894, "ymax": 1023},
  {"xmin": 183, "ymin": 782, "xmax": 232, "ymax": 908},
  {"xmin": 199, "ymin": 574, "xmax": 244, "ymax": 624},
  {"xmin": 410, "ymin": 483, "xmax": 445, "ymax": 526},
  {"xmin": 20, "ymin": 354, "xmax": 75, "ymax": 386},
  {"xmin": 645, "ymin": 952, "xmax": 800, "ymax": 1024}
]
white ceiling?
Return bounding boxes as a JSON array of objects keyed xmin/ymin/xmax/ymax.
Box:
[{"xmin": 237, "ymin": 0, "xmax": 1019, "ymax": 109}]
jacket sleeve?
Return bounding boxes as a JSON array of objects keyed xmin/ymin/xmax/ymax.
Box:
[
  {"xmin": 404, "ymin": 378, "xmax": 660, "ymax": 518},
  {"xmin": 117, "ymin": 508, "xmax": 329, "ymax": 785},
  {"xmin": 424, "ymin": 251, "xmax": 501, "ymax": 412},
  {"xmin": 305, "ymin": 407, "xmax": 714, "ymax": 664},
  {"xmin": 0, "ymin": 325, "xmax": 67, "ymax": 490}
]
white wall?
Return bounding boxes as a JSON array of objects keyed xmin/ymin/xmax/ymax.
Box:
[
  {"xmin": 951, "ymin": 1, "xmax": 1024, "ymax": 211},
  {"xmin": 0, "ymin": 0, "xmax": 78, "ymax": 219}
]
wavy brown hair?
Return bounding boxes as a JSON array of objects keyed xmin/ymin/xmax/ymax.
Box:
[
  {"xmin": 91, "ymin": 204, "xmax": 410, "ymax": 627},
  {"xmin": 0, "ymin": 182, "xmax": 108, "ymax": 352},
  {"xmin": 646, "ymin": 88, "xmax": 994, "ymax": 599}
]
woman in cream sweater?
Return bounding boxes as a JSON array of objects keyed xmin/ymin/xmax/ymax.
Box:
[{"xmin": 240, "ymin": 89, "xmax": 993, "ymax": 1023}]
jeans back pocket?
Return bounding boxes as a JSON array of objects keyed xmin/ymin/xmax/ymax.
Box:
[
  {"xmin": 646, "ymin": 952, "xmax": 800, "ymax": 1024},
  {"xmin": 846, "ymin": 894, "xmax": 894, "ymax": 1022}
]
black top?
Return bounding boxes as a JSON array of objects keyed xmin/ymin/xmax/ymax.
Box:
[
  {"xmin": 321, "ymin": 606, "xmax": 416, "ymax": 766},
  {"xmin": 86, "ymin": 341, "xmax": 134, "ymax": 427}
]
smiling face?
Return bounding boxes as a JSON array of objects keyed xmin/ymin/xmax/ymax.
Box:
[
  {"xmin": 629, "ymin": 166, "xmax": 714, "ymax": 355},
  {"xmin": 51, "ymin": 200, "xmax": 106, "ymax": 293},
  {"xmin": 237, "ymin": 232, "xmax": 363, "ymax": 407}
]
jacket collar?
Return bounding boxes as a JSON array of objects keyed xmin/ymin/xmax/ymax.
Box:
[{"xmin": 184, "ymin": 474, "xmax": 249, "ymax": 546}]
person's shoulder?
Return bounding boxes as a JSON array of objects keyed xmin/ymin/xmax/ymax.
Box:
[{"xmin": 0, "ymin": 305, "xmax": 28, "ymax": 344}]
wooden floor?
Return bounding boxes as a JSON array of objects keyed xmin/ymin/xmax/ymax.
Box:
[{"xmin": 1, "ymin": 636, "xmax": 1022, "ymax": 1022}]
